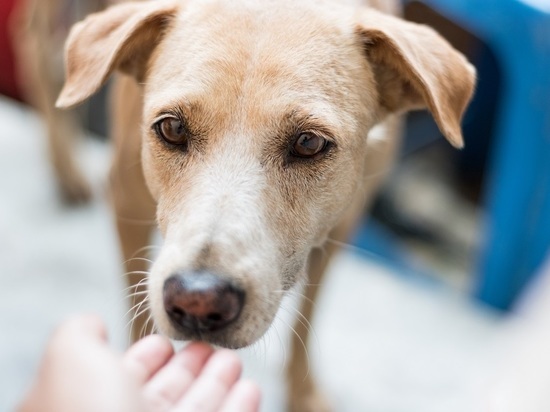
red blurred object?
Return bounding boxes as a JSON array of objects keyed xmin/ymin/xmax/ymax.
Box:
[{"xmin": 0, "ymin": 0, "xmax": 23, "ymax": 101}]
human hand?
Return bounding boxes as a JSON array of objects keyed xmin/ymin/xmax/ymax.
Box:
[{"xmin": 18, "ymin": 314, "xmax": 260, "ymax": 412}]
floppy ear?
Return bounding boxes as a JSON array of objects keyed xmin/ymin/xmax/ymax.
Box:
[
  {"xmin": 356, "ymin": 9, "xmax": 476, "ymax": 148},
  {"xmin": 56, "ymin": 0, "xmax": 178, "ymax": 109}
]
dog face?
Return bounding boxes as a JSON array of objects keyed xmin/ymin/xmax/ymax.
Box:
[
  {"xmin": 141, "ymin": 1, "xmax": 382, "ymax": 347},
  {"xmin": 57, "ymin": 0, "xmax": 475, "ymax": 348}
]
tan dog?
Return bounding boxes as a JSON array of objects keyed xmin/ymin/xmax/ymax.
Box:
[{"xmin": 56, "ymin": 0, "xmax": 475, "ymax": 410}]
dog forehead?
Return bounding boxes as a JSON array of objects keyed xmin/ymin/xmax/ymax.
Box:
[{"xmin": 147, "ymin": 1, "xmax": 365, "ymax": 100}]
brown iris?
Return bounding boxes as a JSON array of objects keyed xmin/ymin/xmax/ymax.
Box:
[
  {"xmin": 292, "ymin": 132, "xmax": 328, "ymax": 158},
  {"xmin": 155, "ymin": 117, "xmax": 188, "ymax": 145}
]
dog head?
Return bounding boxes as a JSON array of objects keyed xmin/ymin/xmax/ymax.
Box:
[{"xmin": 57, "ymin": 0, "xmax": 475, "ymax": 348}]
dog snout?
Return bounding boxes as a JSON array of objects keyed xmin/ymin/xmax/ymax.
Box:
[{"xmin": 163, "ymin": 271, "xmax": 245, "ymax": 333}]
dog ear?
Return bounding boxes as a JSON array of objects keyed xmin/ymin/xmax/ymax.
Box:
[
  {"xmin": 356, "ymin": 9, "xmax": 476, "ymax": 148},
  {"xmin": 56, "ymin": 0, "xmax": 178, "ymax": 109}
]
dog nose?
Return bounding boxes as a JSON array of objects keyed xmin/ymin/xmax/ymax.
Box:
[{"xmin": 163, "ymin": 271, "xmax": 245, "ymax": 333}]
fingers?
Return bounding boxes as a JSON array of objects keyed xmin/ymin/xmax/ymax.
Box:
[
  {"xmin": 174, "ymin": 349, "xmax": 242, "ymax": 412},
  {"xmin": 143, "ymin": 342, "xmax": 214, "ymax": 411},
  {"xmin": 123, "ymin": 335, "xmax": 174, "ymax": 385},
  {"xmin": 29, "ymin": 315, "xmax": 260, "ymax": 412},
  {"xmin": 124, "ymin": 338, "xmax": 261, "ymax": 412},
  {"xmin": 219, "ymin": 380, "xmax": 261, "ymax": 412}
]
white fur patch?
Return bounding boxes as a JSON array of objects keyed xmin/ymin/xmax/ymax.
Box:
[
  {"xmin": 367, "ymin": 121, "xmax": 388, "ymax": 145},
  {"xmin": 148, "ymin": 144, "xmax": 282, "ymax": 342}
]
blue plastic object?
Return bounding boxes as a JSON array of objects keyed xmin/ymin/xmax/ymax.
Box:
[{"xmin": 408, "ymin": 0, "xmax": 550, "ymax": 309}]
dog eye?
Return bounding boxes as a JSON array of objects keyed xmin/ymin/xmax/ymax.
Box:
[
  {"xmin": 155, "ymin": 117, "xmax": 188, "ymax": 145},
  {"xmin": 291, "ymin": 133, "xmax": 328, "ymax": 158}
]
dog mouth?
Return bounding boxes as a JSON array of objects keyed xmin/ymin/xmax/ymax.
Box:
[{"xmin": 148, "ymin": 216, "xmax": 298, "ymax": 348}]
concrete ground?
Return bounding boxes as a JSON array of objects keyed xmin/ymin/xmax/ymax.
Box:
[{"xmin": 0, "ymin": 97, "xmax": 505, "ymax": 412}]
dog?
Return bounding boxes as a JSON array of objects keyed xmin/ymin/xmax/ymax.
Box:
[{"xmin": 55, "ymin": 0, "xmax": 475, "ymax": 410}]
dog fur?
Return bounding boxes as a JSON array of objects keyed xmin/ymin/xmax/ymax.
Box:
[{"xmin": 54, "ymin": 0, "xmax": 475, "ymax": 409}]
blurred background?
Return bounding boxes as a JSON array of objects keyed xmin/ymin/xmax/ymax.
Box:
[{"xmin": 1, "ymin": 0, "xmax": 550, "ymax": 411}]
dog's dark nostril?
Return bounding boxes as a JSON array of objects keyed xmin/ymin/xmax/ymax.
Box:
[
  {"xmin": 163, "ymin": 271, "xmax": 245, "ymax": 333},
  {"xmin": 206, "ymin": 312, "xmax": 222, "ymax": 322},
  {"xmin": 171, "ymin": 307, "xmax": 186, "ymax": 320}
]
